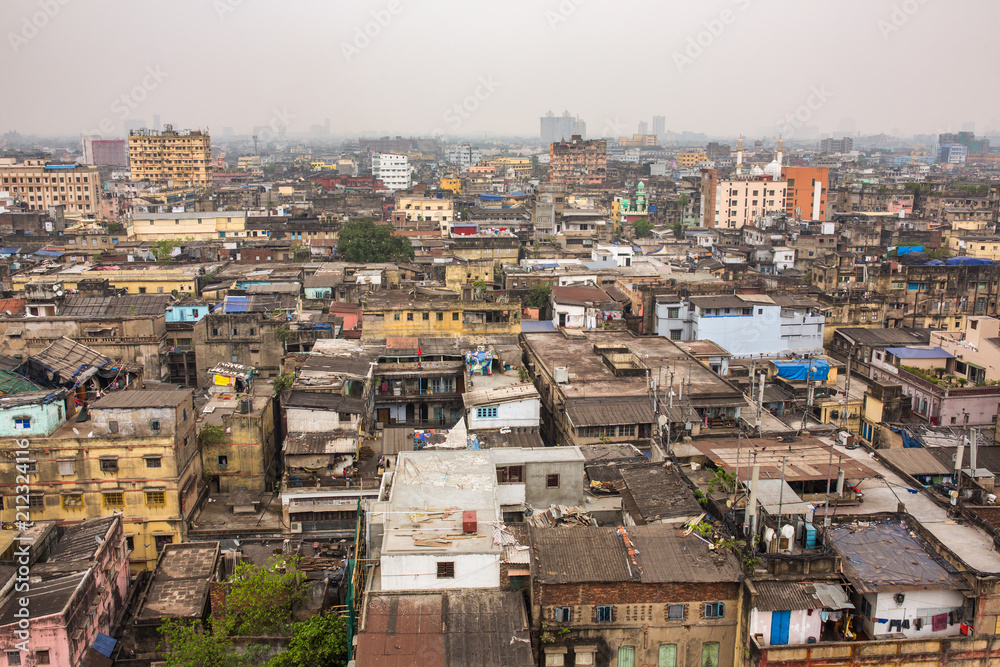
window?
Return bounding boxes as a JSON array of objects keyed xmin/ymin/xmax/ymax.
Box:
[
  {"xmin": 7, "ymin": 652, "xmax": 22, "ymax": 666},
  {"xmin": 57, "ymin": 459, "xmax": 75, "ymax": 476},
  {"xmin": 394, "ymin": 313, "xmax": 400, "ymax": 320},
  {"xmin": 596, "ymin": 605, "xmax": 613, "ymax": 623},
  {"xmin": 422, "ymin": 312, "xmax": 429, "ymax": 320},
  {"xmin": 28, "ymin": 494, "xmax": 43, "ymax": 509},
  {"xmin": 13, "ymin": 417, "xmax": 30, "ymax": 429},
  {"xmin": 22, "ymin": 460, "xmax": 37, "ymax": 473},
  {"xmin": 667, "ymin": 307, "xmax": 679, "ymax": 318},
  {"xmin": 436, "ymin": 561, "xmax": 455, "ymax": 579},
  {"xmin": 218, "ymin": 455, "xmax": 228, "ymax": 466},
  {"xmin": 546, "ymin": 474, "xmax": 560, "ymax": 488},
  {"xmin": 406, "ymin": 312, "xmax": 414, "ymax": 321},
  {"xmin": 704, "ymin": 602, "xmax": 725, "ymax": 618},
  {"xmin": 149, "ymin": 420, "xmax": 161, "ymax": 433},
  {"xmin": 436, "ymin": 312, "xmax": 443, "ymax": 321},
  {"xmin": 496, "ymin": 465, "xmax": 524, "ymax": 484},
  {"xmin": 453, "ymin": 312, "xmax": 459, "ymax": 320},
  {"xmin": 552, "ymin": 606, "xmax": 572, "ymax": 622},
  {"xmin": 61, "ymin": 493, "xmax": 83, "ymax": 508},
  {"xmin": 618, "ymin": 646, "xmax": 636, "ymax": 667},
  {"xmin": 145, "ymin": 491, "xmax": 166, "ymax": 505},
  {"xmin": 669, "ymin": 329, "xmax": 682, "ymax": 341},
  {"xmin": 35, "ymin": 650, "xmax": 50, "ymax": 665},
  {"xmin": 667, "ymin": 604, "xmax": 685, "ymax": 620},
  {"xmin": 702, "ymin": 642, "xmax": 720, "ymax": 667},
  {"xmin": 99, "ymin": 458, "xmax": 118, "ymax": 472},
  {"xmin": 108, "ymin": 420, "xmax": 119, "ymax": 433},
  {"xmin": 126, "ymin": 535, "xmax": 135, "ymax": 551},
  {"xmin": 476, "ymin": 406, "xmax": 498, "ymax": 419},
  {"xmin": 658, "ymin": 645, "xmax": 677, "ymax": 667},
  {"xmin": 145, "ymin": 457, "xmax": 161, "ymax": 468},
  {"xmin": 103, "ymin": 492, "xmax": 124, "ymax": 507}
]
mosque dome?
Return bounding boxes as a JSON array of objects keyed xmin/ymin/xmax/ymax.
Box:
[
  {"xmin": 764, "ymin": 159, "xmax": 782, "ymax": 179},
  {"xmin": 750, "ymin": 165, "xmax": 764, "ymax": 177}
]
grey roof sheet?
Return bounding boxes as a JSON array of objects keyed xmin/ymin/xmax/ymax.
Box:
[
  {"xmin": 566, "ymin": 397, "xmax": 654, "ymax": 427},
  {"xmin": 32, "ymin": 337, "xmax": 110, "ymax": 377},
  {"xmin": 876, "ymin": 447, "xmax": 953, "ymax": 476},
  {"xmin": 60, "ymin": 294, "xmax": 172, "ymax": 318},
  {"xmin": 285, "ymin": 390, "xmax": 366, "ymax": 414},
  {"xmin": 48, "ymin": 516, "xmax": 116, "ymax": 562},
  {"xmin": 828, "ymin": 520, "xmax": 967, "ymax": 593},
  {"xmin": 752, "ymin": 580, "xmax": 853, "ymax": 612},
  {"xmin": 283, "ymin": 431, "xmax": 358, "ymax": 455},
  {"xmin": 834, "ymin": 327, "xmax": 931, "ymax": 347},
  {"xmin": 619, "ymin": 464, "xmax": 702, "ymax": 523}
]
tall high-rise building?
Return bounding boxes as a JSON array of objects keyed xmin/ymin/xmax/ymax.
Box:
[
  {"xmin": 549, "ymin": 135, "xmax": 606, "ymax": 187},
  {"xmin": 541, "ymin": 111, "xmax": 586, "ymax": 146},
  {"xmin": 128, "ymin": 125, "xmax": 211, "ymax": 185},
  {"xmin": 819, "ymin": 137, "xmax": 854, "ymax": 153},
  {"xmin": 637, "ymin": 121, "xmax": 649, "ymax": 136},
  {"xmin": 652, "ymin": 115, "xmax": 665, "ymax": 142},
  {"xmin": 783, "ymin": 166, "xmax": 829, "ymax": 221}
]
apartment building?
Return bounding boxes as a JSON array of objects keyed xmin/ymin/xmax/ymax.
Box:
[
  {"xmin": 81, "ymin": 136, "xmax": 129, "ymax": 167},
  {"xmin": 0, "ymin": 158, "xmax": 101, "ymax": 215},
  {"xmin": 782, "ymin": 166, "xmax": 830, "ymax": 220},
  {"xmin": 360, "ymin": 290, "xmax": 521, "ymax": 341},
  {"xmin": 0, "ymin": 389, "xmax": 203, "ymax": 571},
  {"xmin": 128, "ymin": 126, "xmax": 211, "ymax": 186},
  {"xmin": 371, "ymin": 153, "xmax": 411, "ymax": 191},
  {"xmin": 128, "ymin": 211, "xmax": 249, "ymax": 241},
  {"xmin": 550, "ymin": 135, "xmax": 607, "ymax": 187},
  {"xmin": 393, "ymin": 194, "xmax": 455, "ymax": 234}
]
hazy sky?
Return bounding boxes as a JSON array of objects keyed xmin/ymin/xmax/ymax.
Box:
[{"xmin": 4, "ymin": 0, "xmax": 999, "ymax": 140}]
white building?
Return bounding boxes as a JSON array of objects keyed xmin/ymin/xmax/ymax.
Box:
[
  {"xmin": 445, "ymin": 144, "xmax": 482, "ymax": 170},
  {"xmin": 372, "ymin": 153, "xmax": 411, "ymax": 191},
  {"xmin": 463, "ymin": 384, "xmax": 540, "ymax": 431},
  {"xmin": 550, "ymin": 284, "xmax": 621, "ymax": 329},
  {"xmin": 654, "ymin": 294, "xmax": 824, "ymax": 357},
  {"xmin": 591, "ymin": 244, "xmax": 633, "ymax": 268}
]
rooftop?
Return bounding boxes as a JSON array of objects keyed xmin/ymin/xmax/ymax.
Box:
[
  {"xmin": 618, "ymin": 463, "xmax": 702, "ymax": 524},
  {"xmin": 92, "ymin": 389, "xmax": 191, "ymax": 409},
  {"xmin": 136, "ymin": 543, "xmax": 219, "ymax": 622},
  {"xmin": 690, "ymin": 436, "xmax": 876, "ymax": 483},
  {"xmin": 828, "ymin": 520, "xmax": 967, "ymax": 593},
  {"xmin": 529, "ymin": 524, "xmax": 741, "ymax": 585}
]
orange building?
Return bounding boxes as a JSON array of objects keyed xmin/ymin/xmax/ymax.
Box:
[
  {"xmin": 550, "ymin": 135, "xmax": 607, "ymax": 187},
  {"xmin": 782, "ymin": 166, "xmax": 829, "ymax": 221}
]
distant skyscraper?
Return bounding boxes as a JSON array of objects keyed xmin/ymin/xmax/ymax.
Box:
[
  {"xmin": 541, "ymin": 111, "xmax": 586, "ymax": 146},
  {"xmin": 153, "ymin": 115, "xmax": 161, "ymax": 132},
  {"xmin": 652, "ymin": 115, "xmax": 665, "ymax": 142},
  {"xmin": 637, "ymin": 121, "xmax": 648, "ymax": 136}
]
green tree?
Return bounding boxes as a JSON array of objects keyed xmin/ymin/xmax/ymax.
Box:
[
  {"xmin": 273, "ymin": 374, "xmax": 294, "ymax": 396},
  {"xmin": 199, "ymin": 423, "xmax": 226, "ymax": 446},
  {"xmin": 523, "ymin": 283, "xmax": 551, "ymax": 309},
  {"xmin": 152, "ymin": 239, "xmax": 180, "ymax": 263},
  {"xmin": 290, "ymin": 242, "xmax": 311, "ymax": 262},
  {"xmin": 634, "ymin": 220, "xmax": 654, "ymax": 238},
  {"xmin": 336, "ymin": 220, "xmax": 414, "ymax": 263},
  {"xmin": 266, "ymin": 613, "xmax": 349, "ymax": 667},
  {"xmin": 158, "ymin": 618, "xmax": 238, "ymax": 667},
  {"xmin": 226, "ymin": 557, "xmax": 303, "ymax": 636}
]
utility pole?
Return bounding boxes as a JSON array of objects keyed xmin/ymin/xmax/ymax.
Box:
[{"xmin": 798, "ymin": 356, "xmax": 814, "ymax": 435}]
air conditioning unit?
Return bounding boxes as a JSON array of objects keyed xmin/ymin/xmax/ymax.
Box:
[{"xmin": 290, "ymin": 522, "xmax": 302, "ymax": 534}]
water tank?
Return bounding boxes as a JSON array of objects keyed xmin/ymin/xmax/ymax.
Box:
[
  {"xmin": 462, "ymin": 510, "xmax": 478, "ymax": 534},
  {"xmin": 554, "ymin": 367, "xmax": 569, "ymax": 383}
]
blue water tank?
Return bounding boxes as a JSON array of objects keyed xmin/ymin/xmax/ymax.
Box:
[{"xmin": 803, "ymin": 523, "xmax": 818, "ymax": 550}]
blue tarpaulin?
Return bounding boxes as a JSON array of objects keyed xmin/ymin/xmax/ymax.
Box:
[
  {"xmin": 898, "ymin": 246, "xmax": 924, "ymax": 255},
  {"xmin": 92, "ymin": 633, "xmax": 118, "ymax": 657},
  {"xmin": 890, "ymin": 426, "xmax": 923, "ymax": 448},
  {"xmin": 946, "ymin": 256, "xmax": 996, "ymax": 266},
  {"xmin": 773, "ymin": 359, "xmax": 830, "ymax": 381}
]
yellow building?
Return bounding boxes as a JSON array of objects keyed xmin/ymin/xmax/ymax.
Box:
[
  {"xmin": 444, "ymin": 260, "xmax": 494, "ymax": 293},
  {"xmin": 361, "ymin": 291, "xmax": 520, "ymax": 341},
  {"xmin": 129, "ymin": 211, "xmax": 248, "ymax": 241},
  {"xmin": 13, "ymin": 265, "xmax": 211, "ymax": 295},
  {"xmin": 0, "ymin": 158, "xmax": 101, "ymax": 216},
  {"xmin": 948, "ymin": 235, "xmax": 1000, "ymax": 261},
  {"xmin": 128, "ymin": 126, "xmax": 212, "ymax": 186},
  {"xmin": 488, "ymin": 156, "xmax": 532, "ymax": 177},
  {"xmin": 676, "ymin": 151, "xmax": 709, "ymax": 167},
  {"xmin": 440, "ymin": 177, "xmax": 462, "ymax": 194},
  {"xmin": 0, "ymin": 389, "xmax": 204, "ymax": 572}
]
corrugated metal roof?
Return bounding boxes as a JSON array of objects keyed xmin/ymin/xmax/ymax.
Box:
[
  {"xmin": 566, "ymin": 397, "xmax": 654, "ymax": 427},
  {"xmin": 619, "ymin": 464, "xmax": 702, "ymax": 523},
  {"xmin": 885, "ymin": 346, "xmax": 954, "ymax": 359},
  {"xmin": 877, "ymin": 447, "xmax": 953, "ymax": 476},
  {"xmin": 31, "ymin": 337, "xmax": 111, "ymax": 377},
  {"xmin": 283, "ymin": 431, "xmax": 357, "ymax": 455},
  {"xmin": 753, "ymin": 580, "xmax": 824, "ymax": 612}
]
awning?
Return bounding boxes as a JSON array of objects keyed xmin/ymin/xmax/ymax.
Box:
[{"xmin": 812, "ymin": 582, "xmax": 855, "ymax": 610}]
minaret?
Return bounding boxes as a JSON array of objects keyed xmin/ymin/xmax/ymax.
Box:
[
  {"xmin": 776, "ymin": 136, "xmax": 784, "ymax": 167},
  {"xmin": 736, "ymin": 135, "xmax": 744, "ymax": 176}
]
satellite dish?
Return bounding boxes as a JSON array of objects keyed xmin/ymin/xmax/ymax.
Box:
[
  {"xmin": 55, "ymin": 290, "xmax": 63, "ymax": 297},
  {"xmin": 658, "ymin": 415, "xmax": 668, "ymax": 427}
]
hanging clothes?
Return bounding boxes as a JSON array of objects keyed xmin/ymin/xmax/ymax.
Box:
[{"xmin": 932, "ymin": 613, "xmax": 948, "ymax": 631}]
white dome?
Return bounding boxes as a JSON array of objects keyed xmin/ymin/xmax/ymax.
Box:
[
  {"xmin": 764, "ymin": 159, "xmax": 782, "ymax": 179},
  {"xmin": 750, "ymin": 165, "xmax": 764, "ymax": 177}
]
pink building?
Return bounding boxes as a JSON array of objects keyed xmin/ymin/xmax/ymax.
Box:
[{"xmin": 0, "ymin": 516, "xmax": 130, "ymax": 667}]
